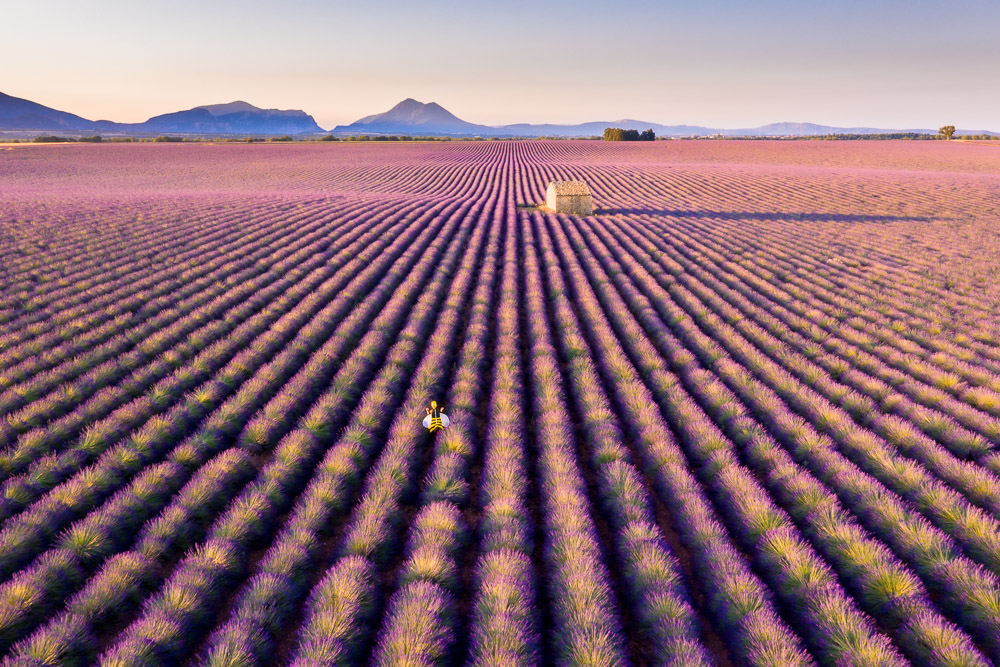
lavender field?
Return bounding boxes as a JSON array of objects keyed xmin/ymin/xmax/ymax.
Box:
[{"xmin": 3, "ymin": 139, "xmax": 1000, "ymax": 666}]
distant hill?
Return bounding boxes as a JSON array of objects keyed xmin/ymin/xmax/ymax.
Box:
[
  {"xmin": 0, "ymin": 92, "xmax": 95, "ymax": 131},
  {"xmin": 332, "ymin": 100, "xmax": 999, "ymax": 138},
  {"xmin": 1, "ymin": 91, "xmax": 997, "ymax": 138},
  {"xmin": 332, "ymin": 100, "xmax": 716, "ymax": 137},
  {"xmin": 0, "ymin": 92, "xmax": 323, "ymax": 135},
  {"xmin": 95, "ymin": 101, "xmax": 323, "ymax": 135},
  {"xmin": 198, "ymin": 101, "xmax": 265, "ymax": 116},
  {"xmin": 332, "ymin": 98, "xmax": 491, "ymax": 135},
  {"xmin": 722, "ymin": 122, "xmax": 999, "ymax": 137},
  {"xmin": 724, "ymin": 122, "xmax": 921, "ymax": 137}
]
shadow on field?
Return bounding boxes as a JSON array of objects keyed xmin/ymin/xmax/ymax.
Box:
[{"xmin": 596, "ymin": 208, "xmax": 933, "ymax": 223}]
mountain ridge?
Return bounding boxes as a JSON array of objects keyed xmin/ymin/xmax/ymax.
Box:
[
  {"xmin": 0, "ymin": 92, "xmax": 96, "ymax": 131},
  {"xmin": 96, "ymin": 101, "xmax": 323, "ymax": 135},
  {"xmin": 334, "ymin": 98, "xmax": 487, "ymax": 135},
  {"xmin": 1, "ymin": 92, "xmax": 995, "ymax": 137},
  {"xmin": 0, "ymin": 92, "xmax": 323, "ymax": 135},
  {"xmin": 332, "ymin": 99, "xmax": 998, "ymax": 137}
]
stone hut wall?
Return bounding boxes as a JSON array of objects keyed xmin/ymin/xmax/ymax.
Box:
[
  {"xmin": 546, "ymin": 181, "xmax": 593, "ymax": 215},
  {"xmin": 549, "ymin": 194, "xmax": 593, "ymax": 215}
]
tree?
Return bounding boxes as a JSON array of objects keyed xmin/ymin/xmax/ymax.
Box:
[
  {"xmin": 605, "ymin": 127, "xmax": 654, "ymax": 142},
  {"xmin": 938, "ymin": 125, "xmax": 956, "ymax": 140}
]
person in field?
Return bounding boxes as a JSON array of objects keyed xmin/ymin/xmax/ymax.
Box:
[{"xmin": 423, "ymin": 400, "xmax": 450, "ymax": 432}]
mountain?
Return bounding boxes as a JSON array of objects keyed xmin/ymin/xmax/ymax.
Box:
[
  {"xmin": 334, "ymin": 101, "xmax": 999, "ymax": 137},
  {"xmin": 722, "ymin": 122, "xmax": 1000, "ymax": 137},
  {"xmin": 0, "ymin": 92, "xmax": 96, "ymax": 131},
  {"xmin": 723, "ymin": 122, "xmax": 902, "ymax": 137},
  {"xmin": 332, "ymin": 100, "xmax": 716, "ymax": 137},
  {"xmin": 95, "ymin": 101, "xmax": 323, "ymax": 135},
  {"xmin": 198, "ymin": 101, "xmax": 265, "ymax": 116},
  {"xmin": 2, "ymin": 91, "xmax": 997, "ymax": 138},
  {"xmin": 0, "ymin": 92, "xmax": 322, "ymax": 135},
  {"xmin": 332, "ymin": 98, "xmax": 491, "ymax": 135}
]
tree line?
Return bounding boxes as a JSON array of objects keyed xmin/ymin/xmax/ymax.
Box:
[{"xmin": 603, "ymin": 128, "xmax": 656, "ymax": 141}]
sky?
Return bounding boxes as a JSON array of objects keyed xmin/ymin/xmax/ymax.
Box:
[{"xmin": 3, "ymin": 0, "xmax": 998, "ymax": 131}]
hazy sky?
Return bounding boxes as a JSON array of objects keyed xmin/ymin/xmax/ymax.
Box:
[{"xmin": 4, "ymin": 0, "xmax": 998, "ymax": 130}]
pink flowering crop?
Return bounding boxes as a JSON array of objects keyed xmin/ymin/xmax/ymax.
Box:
[{"xmin": 1, "ymin": 139, "xmax": 999, "ymax": 665}]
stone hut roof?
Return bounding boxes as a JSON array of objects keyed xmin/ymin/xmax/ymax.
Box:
[{"xmin": 548, "ymin": 181, "xmax": 591, "ymax": 196}]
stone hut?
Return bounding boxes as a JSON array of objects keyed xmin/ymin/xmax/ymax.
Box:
[{"xmin": 545, "ymin": 181, "xmax": 593, "ymax": 215}]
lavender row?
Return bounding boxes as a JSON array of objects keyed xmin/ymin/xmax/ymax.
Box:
[
  {"xmin": 564, "ymin": 152, "xmax": 1000, "ymax": 364},
  {"xmin": 232, "ymin": 205, "xmax": 449, "ymax": 456},
  {"xmin": 466, "ymin": 206, "xmax": 540, "ymax": 665},
  {"xmin": 368, "ymin": 206, "xmax": 505, "ymax": 664},
  {"xmin": 547, "ymin": 156, "xmax": 999, "ymax": 381},
  {"xmin": 199, "ymin": 190, "xmax": 499, "ymax": 666},
  {"xmin": 662, "ymin": 277, "xmax": 1000, "ymax": 579},
  {"xmin": 527, "ymin": 216, "xmax": 711, "ymax": 664},
  {"xmin": 0, "ymin": 195, "xmax": 253, "ymax": 315},
  {"xmin": 0, "ymin": 198, "xmax": 293, "ymax": 384},
  {"xmin": 0, "ymin": 204, "xmax": 460, "ymax": 650},
  {"xmin": 0, "ymin": 198, "xmax": 255, "ymax": 356},
  {"xmin": 0, "ymin": 214, "xmax": 266, "ymax": 414},
  {"xmin": 289, "ymin": 193, "xmax": 502, "ymax": 666},
  {"xmin": 0, "ymin": 199, "xmax": 455, "ymax": 582},
  {"xmin": 231, "ymin": 201, "xmax": 466, "ymax": 457},
  {"xmin": 0, "ymin": 199, "xmax": 381, "ymax": 437},
  {"xmin": 0, "ymin": 199, "xmax": 384, "ymax": 469},
  {"xmin": 697, "ymin": 211, "xmax": 1000, "ymax": 385},
  {"xmin": 639, "ymin": 212, "xmax": 1000, "ymax": 452},
  {"xmin": 0, "ymin": 199, "xmax": 414, "ymax": 526},
  {"xmin": 612, "ymin": 215, "xmax": 1000, "ymax": 516},
  {"xmin": 644, "ymin": 211, "xmax": 1000, "ymax": 421},
  {"xmin": 368, "ymin": 503, "xmax": 465, "ymax": 665},
  {"xmin": 9, "ymin": 196, "xmax": 467, "ymax": 665},
  {"xmin": 531, "ymin": 213, "xmax": 824, "ymax": 666},
  {"xmin": 0, "ymin": 203, "xmax": 188, "ymax": 320},
  {"xmin": 654, "ymin": 238, "xmax": 1000, "ymax": 524},
  {"xmin": 697, "ymin": 213, "xmax": 1000, "ymax": 386},
  {"xmin": 666, "ymin": 228, "xmax": 999, "ymax": 455},
  {"xmin": 0, "ymin": 449, "xmax": 253, "ymax": 661},
  {"xmin": 101, "ymin": 196, "xmax": 483, "ymax": 665},
  {"xmin": 583, "ymin": 214, "xmax": 1000, "ymax": 660},
  {"xmin": 519, "ymin": 214, "xmax": 633, "ymax": 665},
  {"xmin": 567, "ymin": 214, "xmax": 987, "ymax": 665},
  {"xmin": 592, "ymin": 213, "xmax": 1000, "ymax": 581}
]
